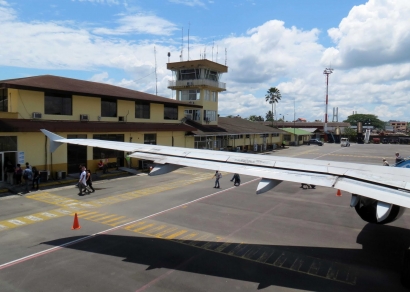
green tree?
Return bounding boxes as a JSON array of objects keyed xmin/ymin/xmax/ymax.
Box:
[
  {"xmin": 265, "ymin": 110, "xmax": 273, "ymax": 122},
  {"xmin": 248, "ymin": 115, "xmax": 264, "ymax": 121},
  {"xmin": 343, "ymin": 114, "xmax": 385, "ymax": 130},
  {"xmin": 343, "ymin": 127, "xmax": 357, "ymax": 142},
  {"xmin": 265, "ymin": 87, "xmax": 281, "ymax": 127}
]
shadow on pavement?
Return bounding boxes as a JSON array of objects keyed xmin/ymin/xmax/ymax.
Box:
[{"xmin": 40, "ymin": 223, "xmax": 410, "ymax": 291}]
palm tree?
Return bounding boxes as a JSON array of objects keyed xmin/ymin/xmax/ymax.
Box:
[{"xmin": 265, "ymin": 87, "xmax": 282, "ymax": 127}]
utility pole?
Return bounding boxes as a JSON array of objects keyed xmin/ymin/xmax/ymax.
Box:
[{"xmin": 323, "ymin": 67, "xmax": 333, "ymax": 133}]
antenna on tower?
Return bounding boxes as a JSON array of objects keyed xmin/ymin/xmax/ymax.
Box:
[
  {"xmin": 187, "ymin": 22, "xmax": 190, "ymax": 61},
  {"xmin": 180, "ymin": 27, "xmax": 183, "ymax": 61},
  {"xmin": 204, "ymin": 47, "xmax": 206, "ymax": 59},
  {"xmin": 212, "ymin": 40, "xmax": 214, "ymax": 61},
  {"xmin": 216, "ymin": 45, "xmax": 218, "ymax": 63},
  {"xmin": 154, "ymin": 46, "xmax": 158, "ymax": 96}
]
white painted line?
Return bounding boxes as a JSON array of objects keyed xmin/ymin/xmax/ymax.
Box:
[{"xmin": 0, "ymin": 178, "xmax": 260, "ymax": 270}]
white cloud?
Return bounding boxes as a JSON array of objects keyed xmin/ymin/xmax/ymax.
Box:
[
  {"xmin": 168, "ymin": 0, "xmax": 206, "ymax": 7},
  {"xmin": 74, "ymin": 0, "xmax": 120, "ymax": 5},
  {"xmin": 93, "ymin": 14, "xmax": 178, "ymax": 36},
  {"xmin": 322, "ymin": 0, "xmax": 410, "ymax": 69},
  {"xmin": 1, "ymin": 0, "xmax": 410, "ymax": 123}
]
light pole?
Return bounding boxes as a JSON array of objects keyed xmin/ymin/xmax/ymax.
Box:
[{"xmin": 294, "ymin": 99, "xmax": 296, "ymax": 146}]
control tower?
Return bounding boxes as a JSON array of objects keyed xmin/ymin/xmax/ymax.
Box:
[{"xmin": 167, "ymin": 59, "xmax": 228, "ymax": 125}]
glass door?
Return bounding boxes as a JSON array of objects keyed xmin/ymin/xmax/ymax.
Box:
[{"xmin": 0, "ymin": 153, "xmax": 3, "ymax": 182}]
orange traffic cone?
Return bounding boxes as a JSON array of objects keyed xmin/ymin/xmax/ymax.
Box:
[
  {"xmin": 336, "ymin": 189, "xmax": 342, "ymax": 197},
  {"xmin": 72, "ymin": 213, "xmax": 81, "ymax": 230}
]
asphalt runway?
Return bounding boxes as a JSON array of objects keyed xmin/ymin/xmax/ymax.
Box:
[{"xmin": 0, "ymin": 143, "xmax": 410, "ymax": 291}]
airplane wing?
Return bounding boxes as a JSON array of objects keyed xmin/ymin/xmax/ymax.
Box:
[{"xmin": 41, "ymin": 129, "xmax": 410, "ymax": 216}]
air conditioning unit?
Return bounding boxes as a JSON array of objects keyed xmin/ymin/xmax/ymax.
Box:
[
  {"xmin": 186, "ymin": 82, "xmax": 193, "ymax": 86},
  {"xmin": 185, "ymin": 114, "xmax": 192, "ymax": 120},
  {"xmin": 80, "ymin": 114, "xmax": 89, "ymax": 121},
  {"xmin": 32, "ymin": 112, "xmax": 42, "ymax": 119},
  {"xmin": 118, "ymin": 116, "xmax": 125, "ymax": 122},
  {"xmin": 188, "ymin": 101, "xmax": 195, "ymax": 104}
]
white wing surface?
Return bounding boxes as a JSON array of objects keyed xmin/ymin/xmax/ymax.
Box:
[{"xmin": 41, "ymin": 129, "xmax": 410, "ymax": 209}]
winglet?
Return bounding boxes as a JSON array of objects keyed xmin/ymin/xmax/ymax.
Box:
[{"xmin": 41, "ymin": 129, "xmax": 64, "ymax": 153}]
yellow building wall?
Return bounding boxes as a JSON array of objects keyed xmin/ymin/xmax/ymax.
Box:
[{"xmin": 73, "ymin": 95, "xmax": 100, "ymax": 121}]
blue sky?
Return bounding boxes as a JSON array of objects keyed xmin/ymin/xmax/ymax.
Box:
[{"xmin": 1, "ymin": 0, "xmax": 409, "ymax": 122}]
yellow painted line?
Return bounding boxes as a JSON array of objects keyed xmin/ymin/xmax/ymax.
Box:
[
  {"xmin": 179, "ymin": 233, "xmax": 198, "ymax": 241},
  {"xmin": 109, "ymin": 218, "xmax": 134, "ymax": 226},
  {"xmin": 83, "ymin": 213, "xmax": 108, "ymax": 220},
  {"xmin": 214, "ymin": 242, "xmax": 232, "ymax": 252},
  {"xmin": 124, "ymin": 221, "xmax": 146, "ymax": 230},
  {"xmin": 77, "ymin": 211, "xmax": 98, "ymax": 218},
  {"xmin": 133, "ymin": 224, "xmax": 155, "ymax": 232},
  {"xmin": 165, "ymin": 230, "xmax": 188, "ymax": 239},
  {"xmin": 0, "ymin": 209, "xmax": 69, "ymax": 231},
  {"xmin": 144, "ymin": 225, "xmax": 167, "ymax": 234},
  {"xmin": 100, "ymin": 216, "xmax": 126, "ymax": 224},
  {"xmin": 93, "ymin": 214, "xmax": 118, "ymax": 221},
  {"xmin": 154, "ymin": 227, "xmax": 179, "ymax": 238}
]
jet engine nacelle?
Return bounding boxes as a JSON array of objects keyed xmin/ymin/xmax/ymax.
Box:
[{"xmin": 352, "ymin": 195, "xmax": 406, "ymax": 224}]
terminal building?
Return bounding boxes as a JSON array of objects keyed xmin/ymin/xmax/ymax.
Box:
[{"xmin": 0, "ymin": 59, "xmax": 285, "ymax": 182}]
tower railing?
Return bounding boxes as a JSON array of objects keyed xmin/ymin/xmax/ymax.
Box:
[{"xmin": 168, "ymin": 79, "xmax": 226, "ymax": 90}]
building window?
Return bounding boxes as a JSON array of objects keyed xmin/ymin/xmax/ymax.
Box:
[
  {"xmin": 44, "ymin": 92, "xmax": 72, "ymax": 115},
  {"xmin": 164, "ymin": 105, "xmax": 178, "ymax": 120},
  {"xmin": 211, "ymin": 92, "xmax": 217, "ymax": 102},
  {"xmin": 260, "ymin": 134, "xmax": 270, "ymax": 138},
  {"xmin": 204, "ymin": 69, "xmax": 219, "ymax": 82},
  {"xmin": 93, "ymin": 134, "xmax": 124, "ymax": 159},
  {"xmin": 0, "ymin": 136, "xmax": 17, "ymax": 151},
  {"xmin": 178, "ymin": 69, "xmax": 200, "ymax": 80},
  {"xmin": 0, "ymin": 89, "xmax": 7, "ymax": 112},
  {"xmin": 184, "ymin": 109, "xmax": 201, "ymax": 121},
  {"xmin": 284, "ymin": 135, "xmax": 291, "ymax": 142},
  {"xmin": 144, "ymin": 134, "xmax": 156, "ymax": 145},
  {"xmin": 180, "ymin": 90, "xmax": 200, "ymax": 101},
  {"xmin": 135, "ymin": 101, "xmax": 150, "ymax": 119},
  {"xmin": 272, "ymin": 133, "xmax": 279, "ymax": 137},
  {"xmin": 204, "ymin": 90, "xmax": 210, "ymax": 101},
  {"xmin": 204, "ymin": 110, "xmax": 217, "ymax": 122},
  {"xmin": 246, "ymin": 134, "xmax": 250, "ymax": 139},
  {"xmin": 101, "ymin": 98, "xmax": 117, "ymax": 117}
]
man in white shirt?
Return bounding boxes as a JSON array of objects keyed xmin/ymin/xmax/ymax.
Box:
[{"xmin": 78, "ymin": 166, "xmax": 87, "ymax": 195}]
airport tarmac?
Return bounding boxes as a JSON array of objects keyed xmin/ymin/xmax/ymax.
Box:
[{"xmin": 0, "ymin": 143, "xmax": 409, "ymax": 291}]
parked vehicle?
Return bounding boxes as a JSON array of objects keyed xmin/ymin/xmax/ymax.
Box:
[
  {"xmin": 307, "ymin": 139, "xmax": 323, "ymax": 146},
  {"xmin": 341, "ymin": 138, "xmax": 350, "ymax": 147}
]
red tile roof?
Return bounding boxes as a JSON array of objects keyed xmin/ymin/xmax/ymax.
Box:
[{"xmin": 0, "ymin": 75, "xmax": 201, "ymax": 108}]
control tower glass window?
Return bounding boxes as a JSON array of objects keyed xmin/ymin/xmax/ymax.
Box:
[
  {"xmin": 180, "ymin": 90, "xmax": 200, "ymax": 101},
  {"xmin": 179, "ymin": 69, "xmax": 200, "ymax": 80},
  {"xmin": 204, "ymin": 69, "xmax": 219, "ymax": 82},
  {"xmin": 184, "ymin": 109, "xmax": 201, "ymax": 121},
  {"xmin": 204, "ymin": 90, "xmax": 210, "ymax": 101},
  {"xmin": 204, "ymin": 110, "xmax": 217, "ymax": 122}
]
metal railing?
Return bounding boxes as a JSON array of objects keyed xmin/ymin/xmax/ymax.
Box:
[{"xmin": 168, "ymin": 79, "xmax": 226, "ymax": 90}]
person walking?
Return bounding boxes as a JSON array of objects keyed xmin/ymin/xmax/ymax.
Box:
[
  {"xmin": 5, "ymin": 161, "xmax": 14, "ymax": 185},
  {"xmin": 86, "ymin": 170, "xmax": 95, "ymax": 193},
  {"xmin": 15, "ymin": 164, "xmax": 23, "ymax": 185},
  {"xmin": 383, "ymin": 158, "xmax": 390, "ymax": 166},
  {"xmin": 31, "ymin": 166, "xmax": 40, "ymax": 191},
  {"xmin": 22, "ymin": 166, "xmax": 33, "ymax": 193},
  {"xmin": 230, "ymin": 173, "xmax": 241, "ymax": 186},
  {"xmin": 78, "ymin": 166, "xmax": 87, "ymax": 195},
  {"xmin": 213, "ymin": 171, "xmax": 222, "ymax": 188}
]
